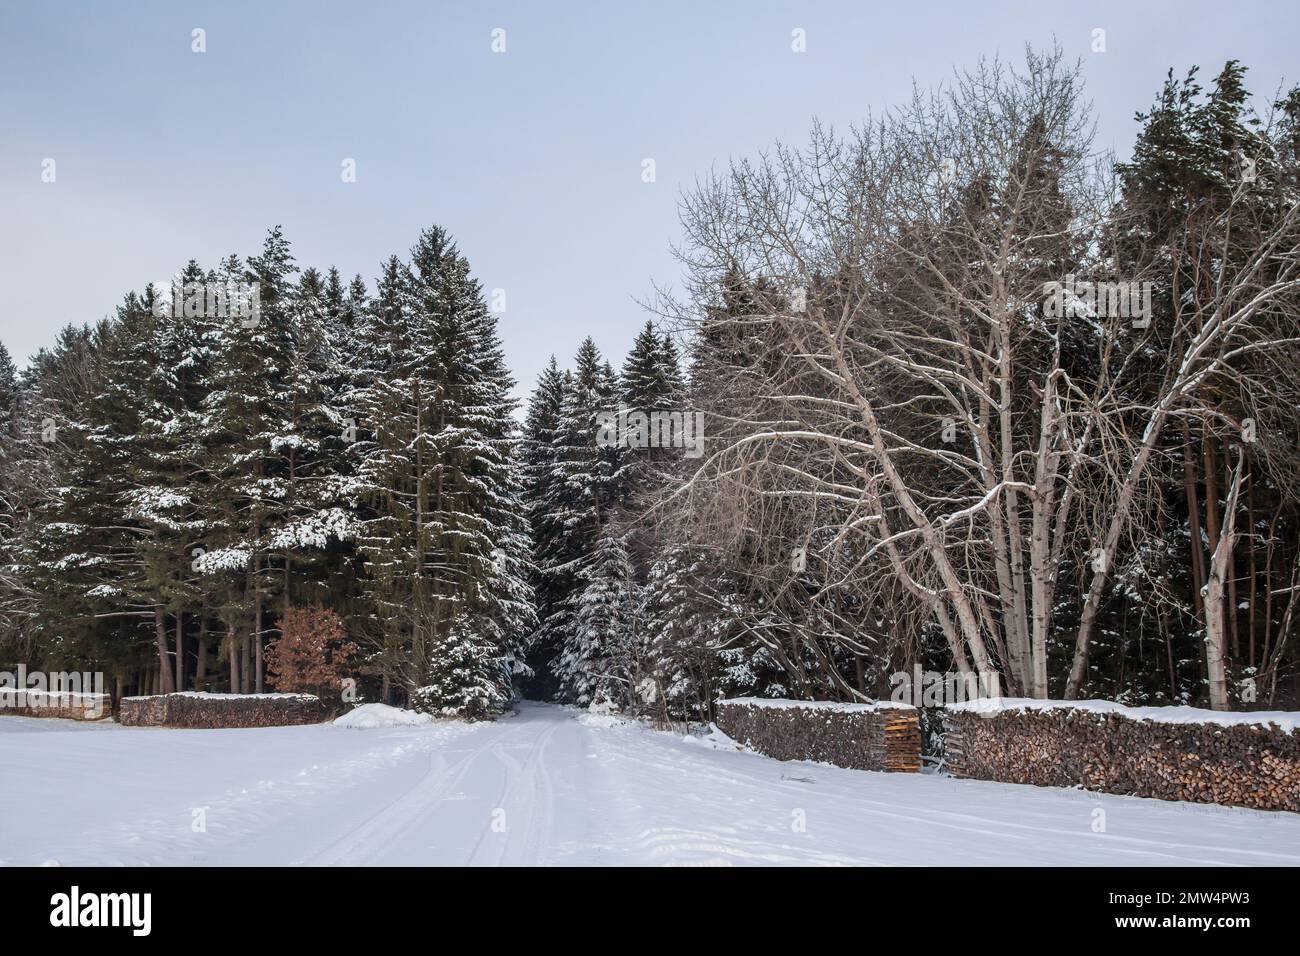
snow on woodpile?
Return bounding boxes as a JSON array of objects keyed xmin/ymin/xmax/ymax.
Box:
[
  {"xmin": 947, "ymin": 697, "xmax": 1300, "ymax": 732},
  {"xmin": 333, "ymin": 703, "xmax": 433, "ymax": 729},
  {"xmin": 724, "ymin": 696, "xmax": 915, "ymax": 714},
  {"xmin": 119, "ymin": 691, "xmax": 328, "ymax": 729},
  {"xmin": 716, "ymin": 697, "xmax": 921, "ymax": 773},
  {"xmin": 943, "ymin": 699, "xmax": 1300, "ymax": 812}
]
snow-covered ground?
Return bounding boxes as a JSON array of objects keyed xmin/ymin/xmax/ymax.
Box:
[{"xmin": 2, "ymin": 702, "xmax": 1297, "ymax": 866}]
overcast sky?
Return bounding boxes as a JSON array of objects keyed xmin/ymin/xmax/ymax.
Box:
[{"xmin": 1, "ymin": 0, "xmax": 1295, "ymax": 398}]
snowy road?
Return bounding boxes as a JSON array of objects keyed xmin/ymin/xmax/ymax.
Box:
[{"xmin": 2, "ymin": 702, "xmax": 1299, "ymax": 866}]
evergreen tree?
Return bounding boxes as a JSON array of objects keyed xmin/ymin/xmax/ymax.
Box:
[
  {"xmin": 197, "ymin": 230, "xmax": 299, "ymax": 691},
  {"xmin": 519, "ymin": 357, "xmax": 568, "ymax": 697},
  {"xmin": 555, "ymin": 527, "xmax": 636, "ymax": 706},
  {"xmin": 0, "ymin": 341, "xmax": 16, "ymax": 441},
  {"xmin": 535, "ymin": 338, "xmax": 623, "ymax": 699},
  {"xmin": 617, "ymin": 321, "xmax": 686, "ymax": 572},
  {"xmin": 268, "ymin": 265, "xmax": 356, "ymax": 618},
  {"xmin": 354, "ymin": 226, "xmax": 534, "ymax": 714},
  {"xmin": 0, "ymin": 341, "xmax": 25, "ymax": 641},
  {"xmin": 412, "ymin": 613, "xmax": 512, "ymax": 719},
  {"xmin": 22, "ymin": 317, "xmax": 158, "ymax": 677},
  {"xmin": 120, "ymin": 273, "xmax": 211, "ymax": 693},
  {"xmin": 620, "ymin": 320, "xmax": 683, "ymax": 413}
]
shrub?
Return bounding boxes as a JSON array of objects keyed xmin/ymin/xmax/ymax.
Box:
[{"xmin": 265, "ymin": 605, "xmax": 358, "ymax": 706}]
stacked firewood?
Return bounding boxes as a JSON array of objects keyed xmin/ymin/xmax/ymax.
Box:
[
  {"xmin": 716, "ymin": 698, "xmax": 921, "ymax": 773},
  {"xmin": 944, "ymin": 705, "xmax": 1300, "ymax": 812},
  {"xmin": 882, "ymin": 711, "xmax": 924, "ymax": 773},
  {"xmin": 0, "ymin": 688, "xmax": 110, "ymax": 721},
  {"xmin": 119, "ymin": 692, "xmax": 327, "ymax": 728}
]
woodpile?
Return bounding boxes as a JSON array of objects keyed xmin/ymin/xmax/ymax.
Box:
[
  {"xmin": 0, "ymin": 688, "xmax": 110, "ymax": 721},
  {"xmin": 119, "ymin": 692, "xmax": 327, "ymax": 728},
  {"xmin": 716, "ymin": 698, "xmax": 921, "ymax": 773},
  {"xmin": 943, "ymin": 705, "xmax": 1300, "ymax": 812}
]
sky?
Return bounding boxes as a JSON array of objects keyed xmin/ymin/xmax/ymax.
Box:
[{"xmin": 1, "ymin": 0, "xmax": 1296, "ymax": 400}]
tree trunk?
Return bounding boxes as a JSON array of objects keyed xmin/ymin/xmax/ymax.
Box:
[
  {"xmin": 229, "ymin": 630, "xmax": 241, "ymax": 694},
  {"xmin": 1065, "ymin": 389, "xmax": 1177, "ymax": 698},
  {"xmin": 154, "ymin": 606, "xmax": 175, "ymax": 694},
  {"xmin": 1205, "ymin": 455, "xmax": 1244, "ymax": 711},
  {"xmin": 254, "ymin": 598, "xmax": 264, "ymax": 694},
  {"xmin": 1027, "ymin": 372, "xmax": 1063, "ymax": 698},
  {"xmin": 1181, "ymin": 423, "xmax": 1207, "ymax": 619},
  {"xmin": 1246, "ymin": 472, "xmax": 1257, "ymax": 671},
  {"xmin": 174, "ymin": 612, "xmax": 185, "ymax": 693},
  {"xmin": 195, "ymin": 622, "xmax": 208, "ymax": 691},
  {"xmin": 1225, "ymin": 443, "xmax": 1241, "ymax": 659}
]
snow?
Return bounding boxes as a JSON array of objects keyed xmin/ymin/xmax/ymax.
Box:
[
  {"xmin": 1, "ymin": 702, "xmax": 1297, "ymax": 866},
  {"xmin": 722, "ymin": 696, "xmax": 915, "ymax": 713},
  {"xmin": 948, "ymin": 697, "xmax": 1300, "ymax": 733},
  {"xmin": 333, "ymin": 703, "xmax": 433, "ymax": 729},
  {"xmin": 267, "ymin": 508, "xmax": 357, "ymax": 549},
  {"xmin": 192, "ymin": 546, "xmax": 251, "ymax": 574},
  {"xmin": 119, "ymin": 691, "xmax": 319, "ymax": 702}
]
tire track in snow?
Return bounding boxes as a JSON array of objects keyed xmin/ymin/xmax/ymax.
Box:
[
  {"xmin": 463, "ymin": 709, "xmax": 565, "ymax": 866},
  {"xmin": 302, "ymin": 728, "xmax": 503, "ymax": 866},
  {"xmin": 36, "ymin": 725, "xmax": 472, "ymax": 866},
  {"xmin": 513, "ymin": 711, "xmax": 560, "ymax": 865},
  {"xmin": 460, "ymin": 731, "xmax": 526, "ymax": 866}
]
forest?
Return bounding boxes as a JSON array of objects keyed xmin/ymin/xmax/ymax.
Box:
[{"xmin": 2, "ymin": 50, "xmax": 1299, "ymax": 718}]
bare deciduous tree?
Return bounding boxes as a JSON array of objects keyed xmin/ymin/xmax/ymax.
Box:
[{"xmin": 656, "ymin": 47, "xmax": 1300, "ymax": 703}]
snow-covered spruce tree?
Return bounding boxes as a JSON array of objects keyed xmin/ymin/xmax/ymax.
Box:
[
  {"xmin": 0, "ymin": 342, "xmax": 19, "ymax": 632},
  {"xmin": 0, "ymin": 341, "xmax": 16, "ymax": 441},
  {"xmin": 537, "ymin": 338, "xmax": 624, "ymax": 701},
  {"xmin": 352, "ymin": 227, "xmax": 534, "ymax": 716},
  {"xmin": 314, "ymin": 268, "xmax": 370, "ymax": 632},
  {"xmin": 25, "ymin": 268, "xmax": 206, "ymax": 692},
  {"xmin": 120, "ymin": 266, "xmax": 219, "ymax": 693},
  {"xmin": 547, "ymin": 320, "xmax": 691, "ymax": 710},
  {"xmin": 6, "ymin": 364, "xmax": 53, "ymax": 657},
  {"xmin": 196, "ymin": 231, "xmax": 299, "ymax": 692},
  {"xmin": 265, "ymin": 265, "xmax": 357, "ymax": 620},
  {"xmin": 347, "ymin": 255, "xmax": 414, "ymax": 690},
  {"xmin": 555, "ymin": 527, "xmax": 637, "ymax": 706},
  {"xmin": 411, "ymin": 612, "xmax": 512, "ymax": 719},
  {"xmin": 638, "ymin": 544, "xmax": 790, "ymax": 721},
  {"xmin": 8, "ymin": 329, "xmax": 87, "ymax": 656},
  {"xmin": 323, "ymin": 267, "xmax": 348, "ymax": 333},
  {"xmin": 82, "ymin": 299, "xmax": 171, "ymax": 679},
  {"xmin": 518, "ymin": 356, "xmax": 568, "ymax": 698},
  {"xmin": 19, "ymin": 309, "xmax": 174, "ymax": 683},
  {"xmin": 620, "ymin": 320, "xmax": 684, "ymax": 416},
  {"xmin": 616, "ymin": 320, "xmax": 686, "ymax": 574}
]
